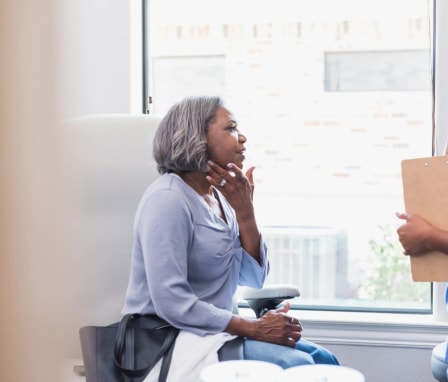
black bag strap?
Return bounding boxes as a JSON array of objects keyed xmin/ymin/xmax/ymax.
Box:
[
  {"xmin": 114, "ymin": 314, "xmax": 179, "ymax": 382},
  {"xmin": 158, "ymin": 330, "xmax": 177, "ymax": 382}
]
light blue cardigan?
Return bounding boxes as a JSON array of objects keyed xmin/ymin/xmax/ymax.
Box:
[{"xmin": 122, "ymin": 173, "xmax": 269, "ymax": 335}]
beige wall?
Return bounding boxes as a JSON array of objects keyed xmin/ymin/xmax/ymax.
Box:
[{"xmin": 0, "ymin": 1, "xmax": 76, "ymax": 381}]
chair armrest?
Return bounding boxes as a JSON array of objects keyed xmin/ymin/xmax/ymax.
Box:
[{"xmin": 242, "ymin": 284, "xmax": 300, "ymax": 318}]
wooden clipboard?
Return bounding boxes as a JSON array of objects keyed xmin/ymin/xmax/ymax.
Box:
[{"xmin": 401, "ymin": 155, "xmax": 448, "ymax": 281}]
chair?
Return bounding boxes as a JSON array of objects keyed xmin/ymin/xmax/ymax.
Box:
[
  {"xmin": 242, "ymin": 284, "xmax": 300, "ymax": 318},
  {"xmin": 63, "ymin": 113, "xmax": 300, "ymax": 378},
  {"xmin": 432, "ymin": 340, "xmax": 448, "ymax": 382},
  {"xmin": 431, "ymin": 285, "xmax": 448, "ymax": 382}
]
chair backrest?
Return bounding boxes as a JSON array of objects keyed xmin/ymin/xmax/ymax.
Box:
[{"xmin": 63, "ymin": 113, "xmax": 161, "ymax": 357}]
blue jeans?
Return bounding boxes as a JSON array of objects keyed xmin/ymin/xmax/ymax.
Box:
[{"xmin": 244, "ymin": 338, "xmax": 340, "ymax": 368}]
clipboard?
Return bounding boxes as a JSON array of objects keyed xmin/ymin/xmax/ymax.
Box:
[{"xmin": 401, "ymin": 155, "xmax": 448, "ymax": 281}]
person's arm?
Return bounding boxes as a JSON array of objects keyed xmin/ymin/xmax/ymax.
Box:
[
  {"xmin": 396, "ymin": 212, "xmax": 448, "ymax": 255},
  {"xmin": 204, "ymin": 162, "xmax": 304, "ymax": 346},
  {"xmin": 207, "ymin": 161, "xmax": 261, "ymax": 263}
]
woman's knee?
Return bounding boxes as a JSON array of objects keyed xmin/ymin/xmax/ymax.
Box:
[
  {"xmin": 295, "ymin": 339, "xmax": 340, "ymax": 365},
  {"xmin": 244, "ymin": 339, "xmax": 315, "ymax": 368}
]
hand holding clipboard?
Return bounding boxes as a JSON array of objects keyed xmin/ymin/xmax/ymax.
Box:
[{"xmin": 399, "ymin": 155, "xmax": 448, "ymax": 281}]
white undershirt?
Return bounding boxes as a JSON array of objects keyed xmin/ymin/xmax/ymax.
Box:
[{"xmin": 144, "ymin": 330, "xmax": 237, "ymax": 382}]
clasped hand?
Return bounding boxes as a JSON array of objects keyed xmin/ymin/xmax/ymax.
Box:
[{"xmin": 254, "ymin": 302, "xmax": 303, "ymax": 348}]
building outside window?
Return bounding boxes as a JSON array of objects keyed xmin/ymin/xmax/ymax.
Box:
[{"xmin": 145, "ymin": 0, "xmax": 433, "ymax": 313}]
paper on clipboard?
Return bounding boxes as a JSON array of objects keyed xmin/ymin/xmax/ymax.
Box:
[{"xmin": 401, "ymin": 155, "xmax": 448, "ymax": 281}]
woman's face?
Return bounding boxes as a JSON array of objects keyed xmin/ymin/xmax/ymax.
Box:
[{"xmin": 206, "ymin": 107, "xmax": 247, "ymax": 169}]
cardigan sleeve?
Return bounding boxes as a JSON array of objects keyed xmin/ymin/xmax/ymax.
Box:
[{"xmin": 135, "ymin": 189, "xmax": 233, "ymax": 335}]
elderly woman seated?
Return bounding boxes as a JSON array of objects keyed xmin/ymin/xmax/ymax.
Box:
[{"xmin": 121, "ymin": 96, "xmax": 339, "ymax": 381}]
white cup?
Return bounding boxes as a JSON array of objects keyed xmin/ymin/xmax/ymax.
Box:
[
  {"xmin": 200, "ymin": 360, "xmax": 283, "ymax": 382},
  {"xmin": 282, "ymin": 365, "xmax": 365, "ymax": 382}
]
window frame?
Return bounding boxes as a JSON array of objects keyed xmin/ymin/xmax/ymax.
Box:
[{"xmin": 141, "ymin": 0, "xmax": 448, "ymax": 323}]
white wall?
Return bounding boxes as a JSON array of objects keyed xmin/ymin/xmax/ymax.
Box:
[
  {"xmin": 57, "ymin": 0, "xmax": 142, "ymax": 119},
  {"xmin": 0, "ymin": 2, "xmax": 143, "ymax": 381},
  {"xmin": 326, "ymin": 343, "xmax": 433, "ymax": 382}
]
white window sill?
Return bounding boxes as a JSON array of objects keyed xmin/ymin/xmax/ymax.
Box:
[{"xmin": 239, "ymin": 308, "xmax": 448, "ymax": 348}]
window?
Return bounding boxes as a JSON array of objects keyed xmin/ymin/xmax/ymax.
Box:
[
  {"xmin": 144, "ymin": 0, "xmax": 433, "ymax": 313},
  {"xmin": 151, "ymin": 55, "xmax": 225, "ymax": 113},
  {"xmin": 325, "ymin": 50, "xmax": 430, "ymax": 92}
]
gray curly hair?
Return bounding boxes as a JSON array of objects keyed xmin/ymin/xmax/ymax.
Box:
[{"xmin": 153, "ymin": 96, "xmax": 224, "ymax": 174}]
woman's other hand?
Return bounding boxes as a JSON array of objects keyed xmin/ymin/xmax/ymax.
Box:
[
  {"xmin": 226, "ymin": 302, "xmax": 302, "ymax": 347},
  {"xmin": 253, "ymin": 302, "xmax": 302, "ymax": 348}
]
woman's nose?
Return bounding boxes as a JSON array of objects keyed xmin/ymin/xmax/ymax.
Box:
[{"xmin": 238, "ymin": 132, "xmax": 247, "ymax": 143}]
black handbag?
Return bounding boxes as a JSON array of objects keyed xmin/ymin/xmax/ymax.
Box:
[{"xmin": 79, "ymin": 314, "xmax": 179, "ymax": 382}]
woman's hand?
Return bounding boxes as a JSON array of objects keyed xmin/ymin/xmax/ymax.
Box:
[
  {"xmin": 254, "ymin": 302, "xmax": 302, "ymax": 347},
  {"xmin": 207, "ymin": 160, "xmax": 255, "ymax": 209},
  {"xmin": 225, "ymin": 302, "xmax": 302, "ymax": 348},
  {"xmin": 207, "ymin": 160, "xmax": 261, "ymax": 262},
  {"xmin": 396, "ymin": 212, "xmax": 435, "ymax": 255},
  {"xmin": 245, "ymin": 166, "xmax": 255, "ymax": 201}
]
